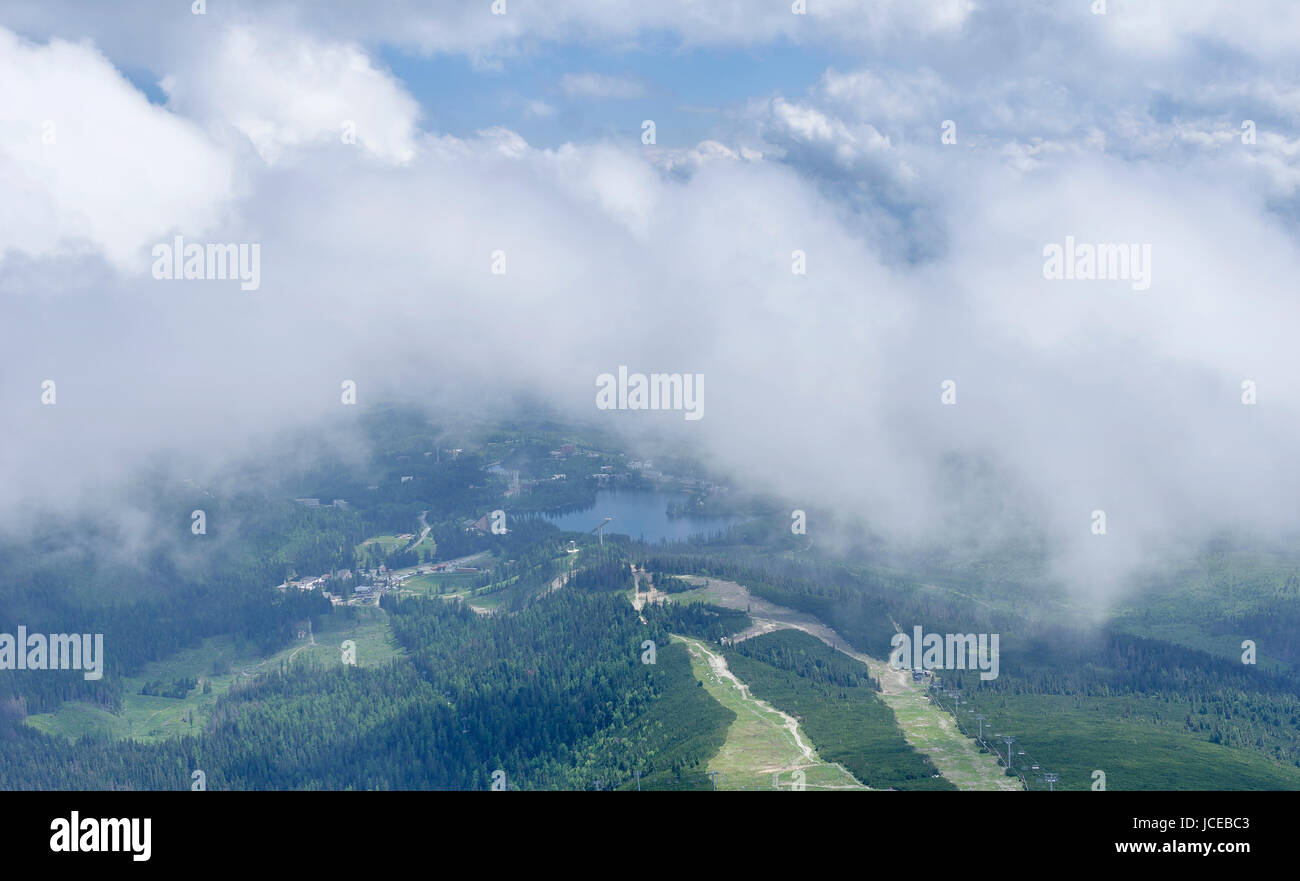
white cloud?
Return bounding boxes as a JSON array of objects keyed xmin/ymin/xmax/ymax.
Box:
[
  {"xmin": 816, "ymin": 68, "xmax": 948, "ymax": 126},
  {"xmin": 559, "ymin": 72, "xmax": 646, "ymax": 100},
  {"xmin": 160, "ymin": 26, "xmax": 420, "ymax": 165},
  {"xmin": 524, "ymin": 99, "xmax": 557, "ymax": 118},
  {"xmin": 0, "ymin": 0, "xmax": 978, "ymax": 62},
  {"xmin": 1100, "ymin": 0, "xmax": 1300, "ymax": 57},
  {"xmin": 5, "ymin": 1, "xmax": 1300, "ymax": 611},
  {"xmin": 0, "ymin": 28, "xmax": 234, "ymax": 269},
  {"xmin": 766, "ymin": 97, "xmax": 891, "ymax": 162},
  {"xmin": 649, "ymin": 140, "xmax": 759, "ymax": 176}
]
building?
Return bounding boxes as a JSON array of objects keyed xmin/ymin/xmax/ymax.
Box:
[{"xmin": 294, "ymin": 498, "xmax": 321, "ymax": 507}]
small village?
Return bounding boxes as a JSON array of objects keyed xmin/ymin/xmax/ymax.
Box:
[{"xmin": 275, "ymin": 555, "xmax": 487, "ymax": 607}]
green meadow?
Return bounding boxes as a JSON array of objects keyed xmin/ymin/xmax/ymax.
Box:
[{"xmin": 25, "ymin": 606, "xmax": 401, "ymax": 744}]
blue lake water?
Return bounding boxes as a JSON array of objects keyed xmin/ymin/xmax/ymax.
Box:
[{"xmin": 540, "ymin": 489, "xmax": 738, "ymax": 543}]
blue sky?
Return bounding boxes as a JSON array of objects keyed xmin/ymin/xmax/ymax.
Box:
[{"xmin": 380, "ymin": 40, "xmax": 853, "ymax": 148}]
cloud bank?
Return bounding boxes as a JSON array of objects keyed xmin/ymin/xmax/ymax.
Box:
[{"xmin": 3, "ymin": 3, "xmax": 1300, "ymax": 605}]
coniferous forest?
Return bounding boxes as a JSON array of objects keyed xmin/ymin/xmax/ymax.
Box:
[{"xmin": 2, "ymin": 413, "xmax": 1300, "ymax": 792}]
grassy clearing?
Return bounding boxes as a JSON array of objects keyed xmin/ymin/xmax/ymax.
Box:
[
  {"xmin": 955, "ymin": 692, "xmax": 1300, "ymax": 791},
  {"xmin": 401, "ymin": 572, "xmax": 478, "ymax": 597},
  {"xmin": 727, "ymin": 630, "xmax": 954, "ymax": 790},
  {"xmin": 668, "ymin": 574, "xmax": 1017, "ymax": 790},
  {"xmin": 25, "ymin": 606, "xmax": 401, "ymax": 744},
  {"xmin": 354, "ymin": 534, "xmax": 409, "ymax": 556},
  {"xmin": 466, "ymin": 591, "xmax": 507, "ymax": 613},
  {"xmin": 667, "ymin": 582, "xmax": 735, "ymax": 607},
  {"xmin": 676, "ymin": 634, "xmax": 867, "ymax": 791},
  {"xmin": 874, "ymin": 684, "xmax": 1021, "ymax": 791}
]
